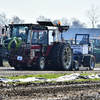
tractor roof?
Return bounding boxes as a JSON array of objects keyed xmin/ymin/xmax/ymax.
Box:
[
  {"xmin": 37, "ymin": 21, "xmax": 54, "ymax": 26},
  {"xmin": 8, "ymin": 23, "xmax": 39, "ymax": 26},
  {"xmin": 37, "ymin": 21, "xmax": 69, "ymax": 31}
]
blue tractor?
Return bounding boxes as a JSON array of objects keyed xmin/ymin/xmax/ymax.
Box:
[{"xmin": 70, "ymin": 34, "xmax": 95, "ymax": 70}]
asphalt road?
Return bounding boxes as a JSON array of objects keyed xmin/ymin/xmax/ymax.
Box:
[{"xmin": 0, "ymin": 66, "xmax": 100, "ymax": 76}]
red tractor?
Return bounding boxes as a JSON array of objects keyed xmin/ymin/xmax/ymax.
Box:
[{"xmin": 9, "ymin": 21, "xmax": 73, "ymax": 71}]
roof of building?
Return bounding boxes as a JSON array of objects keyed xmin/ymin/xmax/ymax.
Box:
[{"xmin": 63, "ymin": 28, "xmax": 100, "ymax": 40}]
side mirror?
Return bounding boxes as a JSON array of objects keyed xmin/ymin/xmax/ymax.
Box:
[
  {"xmin": 52, "ymin": 31, "xmax": 55, "ymax": 36},
  {"xmin": 2, "ymin": 28, "xmax": 4, "ymax": 34}
]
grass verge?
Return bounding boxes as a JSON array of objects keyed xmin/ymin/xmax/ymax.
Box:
[{"xmin": 0, "ymin": 73, "xmax": 100, "ymax": 85}]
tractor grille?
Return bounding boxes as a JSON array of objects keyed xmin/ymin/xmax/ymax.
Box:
[{"xmin": 11, "ymin": 49, "xmax": 30, "ymax": 57}]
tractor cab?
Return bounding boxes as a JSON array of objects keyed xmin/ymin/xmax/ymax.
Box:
[
  {"xmin": 75, "ymin": 34, "xmax": 89, "ymax": 45},
  {"xmin": 71, "ymin": 34, "xmax": 91, "ymax": 55},
  {"xmin": 3, "ymin": 23, "xmax": 37, "ymax": 53},
  {"xmin": 25, "ymin": 21, "xmax": 69, "ymax": 53},
  {"xmin": 8, "ymin": 23, "xmax": 34, "ymax": 42}
]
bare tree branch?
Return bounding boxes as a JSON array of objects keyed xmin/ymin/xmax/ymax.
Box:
[
  {"xmin": 9, "ymin": 15, "xmax": 25, "ymax": 24},
  {"xmin": 36, "ymin": 15, "xmax": 51, "ymax": 22},
  {"xmin": 0, "ymin": 12, "xmax": 8, "ymax": 25},
  {"xmin": 86, "ymin": 5, "xmax": 100, "ymax": 28}
]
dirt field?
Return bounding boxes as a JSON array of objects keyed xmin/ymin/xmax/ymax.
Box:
[
  {"xmin": 1, "ymin": 66, "xmax": 100, "ymax": 100},
  {"xmin": 1, "ymin": 82, "xmax": 100, "ymax": 100}
]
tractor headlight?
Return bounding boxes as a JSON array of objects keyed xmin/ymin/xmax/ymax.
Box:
[
  {"xmin": 30, "ymin": 49, "xmax": 40, "ymax": 59},
  {"xmin": 30, "ymin": 49, "xmax": 35, "ymax": 57}
]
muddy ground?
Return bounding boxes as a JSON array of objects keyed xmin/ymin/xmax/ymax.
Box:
[
  {"xmin": 1, "ymin": 66, "xmax": 100, "ymax": 100},
  {"xmin": 0, "ymin": 81, "xmax": 100, "ymax": 100}
]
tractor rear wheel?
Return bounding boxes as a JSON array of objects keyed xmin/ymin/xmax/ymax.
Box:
[
  {"xmin": 49, "ymin": 43, "xmax": 73, "ymax": 71},
  {"xmin": 37, "ymin": 57, "xmax": 45, "ymax": 70},
  {"xmin": 59, "ymin": 44, "xmax": 73, "ymax": 71}
]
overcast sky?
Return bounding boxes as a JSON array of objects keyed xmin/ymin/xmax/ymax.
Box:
[{"xmin": 0, "ymin": 0, "xmax": 100, "ymax": 25}]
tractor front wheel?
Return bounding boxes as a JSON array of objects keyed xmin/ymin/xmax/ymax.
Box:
[
  {"xmin": 0, "ymin": 59, "xmax": 3, "ymax": 66},
  {"xmin": 89, "ymin": 56, "xmax": 95, "ymax": 70},
  {"xmin": 73, "ymin": 60, "xmax": 79, "ymax": 70},
  {"xmin": 14, "ymin": 63, "xmax": 22, "ymax": 70},
  {"xmin": 37, "ymin": 57, "xmax": 45, "ymax": 70}
]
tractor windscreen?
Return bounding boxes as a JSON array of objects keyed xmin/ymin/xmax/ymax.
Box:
[
  {"xmin": 75, "ymin": 34, "xmax": 89, "ymax": 44},
  {"xmin": 27, "ymin": 29, "xmax": 47, "ymax": 44},
  {"xmin": 11, "ymin": 26, "xmax": 28, "ymax": 42}
]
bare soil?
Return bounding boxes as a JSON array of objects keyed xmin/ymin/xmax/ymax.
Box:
[
  {"xmin": 1, "ymin": 66, "xmax": 100, "ymax": 100},
  {"xmin": 0, "ymin": 82, "xmax": 100, "ymax": 100}
]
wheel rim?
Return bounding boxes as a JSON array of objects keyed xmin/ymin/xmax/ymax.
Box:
[
  {"xmin": 40, "ymin": 59, "xmax": 45, "ymax": 69},
  {"xmin": 91, "ymin": 58, "xmax": 94, "ymax": 68},
  {"xmin": 63, "ymin": 47, "xmax": 71, "ymax": 69},
  {"xmin": 75, "ymin": 63, "xmax": 78, "ymax": 69}
]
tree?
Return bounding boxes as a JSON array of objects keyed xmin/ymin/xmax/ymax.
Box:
[
  {"xmin": 61, "ymin": 18, "xmax": 69, "ymax": 26},
  {"xmin": 71, "ymin": 18, "xmax": 86, "ymax": 28},
  {"xmin": 53, "ymin": 19, "xmax": 60, "ymax": 25},
  {"xmin": 97, "ymin": 24, "xmax": 100, "ymax": 28},
  {"xmin": 86, "ymin": 5, "xmax": 100, "ymax": 28},
  {"xmin": 0, "ymin": 12, "xmax": 8, "ymax": 26},
  {"xmin": 9, "ymin": 15, "xmax": 25, "ymax": 24},
  {"xmin": 36, "ymin": 15, "xmax": 51, "ymax": 21}
]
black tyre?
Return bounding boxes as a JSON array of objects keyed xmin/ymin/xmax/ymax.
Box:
[
  {"xmin": 48, "ymin": 43, "xmax": 63, "ymax": 70},
  {"xmin": 49, "ymin": 43, "xmax": 73, "ymax": 71},
  {"xmin": 59, "ymin": 44, "xmax": 73, "ymax": 71},
  {"xmin": 0, "ymin": 59, "xmax": 3, "ymax": 66},
  {"xmin": 73, "ymin": 60, "xmax": 79, "ymax": 70},
  {"xmin": 37, "ymin": 57, "xmax": 45, "ymax": 70},
  {"xmin": 83, "ymin": 55, "xmax": 95, "ymax": 70},
  {"xmin": 14, "ymin": 63, "xmax": 23, "ymax": 70},
  {"xmin": 8, "ymin": 59, "xmax": 13, "ymax": 67},
  {"xmin": 89, "ymin": 56, "xmax": 95, "ymax": 70}
]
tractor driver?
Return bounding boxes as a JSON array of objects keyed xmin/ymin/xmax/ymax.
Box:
[
  {"xmin": 80, "ymin": 35, "xmax": 88, "ymax": 44},
  {"xmin": 39, "ymin": 31, "xmax": 47, "ymax": 43}
]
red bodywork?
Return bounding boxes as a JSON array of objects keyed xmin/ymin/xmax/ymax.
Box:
[{"xmin": 10, "ymin": 44, "xmax": 52, "ymax": 67}]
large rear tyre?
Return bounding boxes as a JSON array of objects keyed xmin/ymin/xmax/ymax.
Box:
[
  {"xmin": 37, "ymin": 57, "xmax": 45, "ymax": 71},
  {"xmin": 0, "ymin": 59, "xmax": 3, "ymax": 66},
  {"xmin": 49, "ymin": 43, "xmax": 73, "ymax": 71},
  {"xmin": 60, "ymin": 44, "xmax": 73, "ymax": 71}
]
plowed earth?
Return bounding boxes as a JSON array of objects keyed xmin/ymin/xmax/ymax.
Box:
[{"xmin": 0, "ymin": 66, "xmax": 100, "ymax": 100}]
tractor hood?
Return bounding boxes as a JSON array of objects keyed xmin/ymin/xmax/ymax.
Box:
[{"xmin": 31, "ymin": 45, "xmax": 41, "ymax": 49}]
